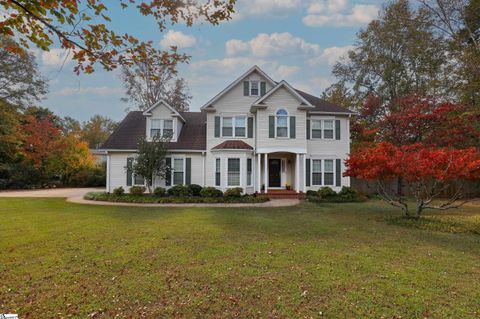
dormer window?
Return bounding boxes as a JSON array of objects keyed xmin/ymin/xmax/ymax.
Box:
[
  {"xmin": 243, "ymin": 81, "xmax": 266, "ymax": 96},
  {"xmin": 150, "ymin": 119, "xmax": 174, "ymax": 139}
]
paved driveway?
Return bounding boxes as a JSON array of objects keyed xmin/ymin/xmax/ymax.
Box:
[{"xmin": 0, "ymin": 188, "xmax": 103, "ymax": 198}]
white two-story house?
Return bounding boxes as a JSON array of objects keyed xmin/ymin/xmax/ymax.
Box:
[{"xmin": 102, "ymin": 66, "xmax": 353, "ymax": 195}]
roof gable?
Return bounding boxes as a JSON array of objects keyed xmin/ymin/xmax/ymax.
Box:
[
  {"xmin": 142, "ymin": 99, "xmax": 186, "ymax": 122},
  {"xmin": 251, "ymin": 80, "xmax": 314, "ymax": 110},
  {"xmin": 200, "ymin": 65, "xmax": 276, "ymax": 110}
]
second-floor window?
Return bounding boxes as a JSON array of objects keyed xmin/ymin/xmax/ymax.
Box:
[
  {"xmin": 310, "ymin": 119, "xmax": 335, "ymax": 140},
  {"xmin": 276, "ymin": 109, "xmax": 289, "ymax": 138},
  {"xmin": 151, "ymin": 119, "xmax": 174, "ymax": 139},
  {"xmin": 250, "ymin": 81, "xmax": 259, "ymax": 96},
  {"xmin": 222, "ymin": 116, "xmax": 246, "ymax": 138}
]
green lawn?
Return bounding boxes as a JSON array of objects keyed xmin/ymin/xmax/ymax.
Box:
[{"xmin": 1, "ymin": 199, "xmax": 479, "ymax": 318}]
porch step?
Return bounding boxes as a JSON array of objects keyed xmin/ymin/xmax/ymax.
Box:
[{"xmin": 257, "ymin": 190, "xmax": 305, "ymax": 199}]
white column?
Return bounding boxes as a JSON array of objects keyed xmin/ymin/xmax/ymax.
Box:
[
  {"xmin": 257, "ymin": 153, "xmax": 261, "ymax": 193},
  {"xmin": 295, "ymin": 153, "xmax": 300, "ymax": 192},
  {"xmin": 302, "ymin": 154, "xmax": 306, "ymax": 193},
  {"xmin": 264, "ymin": 153, "xmax": 268, "ymax": 193}
]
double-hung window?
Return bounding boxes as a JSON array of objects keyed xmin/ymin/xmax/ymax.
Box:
[
  {"xmin": 311, "ymin": 120, "xmax": 322, "ymax": 139},
  {"xmin": 276, "ymin": 109, "xmax": 288, "ymax": 138},
  {"xmin": 215, "ymin": 158, "xmax": 221, "ymax": 186},
  {"xmin": 227, "ymin": 158, "xmax": 241, "ymax": 186},
  {"xmin": 250, "ymin": 81, "xmax": 259, "ymax": 96},
  {"xmin": 323, "ymin": 120, "xmax": 334, "ymax": 139},
  {"xmin": 312, "ymin": 160, "xmax": 322, "ymax": 186},
  {"xmin": 324, "ymin": 160, "xmax": 334, "ymax": 185},
  {"xmin": 235, "ymin": 117, "xmax": 246, "ymax": 137},
  {"xmin": 222, "ymin": 117, "xmax": 233, "ymax": 137},
  {"xmin": 173, "ymin": 158, "xmax": 184, "ymax": 185},
  {"xmin": 151, "ymin": 119, "xmax": 174, "ymax": 139}
]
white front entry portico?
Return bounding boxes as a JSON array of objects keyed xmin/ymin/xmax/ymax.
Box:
[{"xmin": 255, "ymin": 148, "xmax": 306, "ymax": 194}]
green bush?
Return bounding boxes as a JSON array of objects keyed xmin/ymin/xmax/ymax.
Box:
[
  {"xmin": 306, "ymin": 190, "xmax": 318, "ymax": 197},
  {"xmin": 65, "ymin": 163, "xmax": 106, "ymax": 187},
  {"xmin": 153, "ymin": 187, "xmax": 166, "ymax": 197},
  {"xmin": 188, "ymin": 184, "xmax": 203, "ymax": 196},
  {"xmin": 167, "ymin": 185, "xmax": 192, "ymax": 197},
  {"xmin": 200, "ymin": 187, "xmax": 223, "ymax": 198},
  {"xmin": 130, "ymin": 186, "xmax": 146, "ymax": 195},
  {"xmin": 224, "ymin": 187, "xmax": 243, "ymax": 197},
  {"xmin": 112, "ymin": 187, "xmax": 124, "ymax": 196},
  {"xmin": 318, "ymin": 186, "xmax": 337, "ymax": 198},
  {"xmin": 338, "ymin": 186, "xmax": 358, "ymax": 200}
]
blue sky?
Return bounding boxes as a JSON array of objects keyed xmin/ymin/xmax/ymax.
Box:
[{"xmin": 37, "ymin": 0, "xmax": 382, "ymax": 122}]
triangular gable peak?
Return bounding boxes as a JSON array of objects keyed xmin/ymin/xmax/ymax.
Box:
[
  {"xmin": 142, "ymin": 99, "xmax": 185, "ymax": 122},
  {"xmin": 251, "ymin": 80, "xmax": 314, "ymax": 112},
  {"xmin": 200, "ymin": 65, "xmax": 276, "ymax": 111}
]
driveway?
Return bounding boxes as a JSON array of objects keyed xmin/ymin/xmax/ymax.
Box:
[{"xmin": 0, "ymin": 188, "xmax": 103, "ymax": 198}]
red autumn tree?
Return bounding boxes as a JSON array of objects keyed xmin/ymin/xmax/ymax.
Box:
[{"xmin": 345, "ymin": 142, "xmax": 480, "ymax": 218}]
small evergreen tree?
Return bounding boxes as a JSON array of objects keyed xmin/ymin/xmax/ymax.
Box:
[{"xmin": 132, "ymin": 135, "xmax": 170, "ymax": 193}]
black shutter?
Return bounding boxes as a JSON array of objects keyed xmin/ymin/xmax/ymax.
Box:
[
  {"xmin": 306, "ymin": 159, "xmax": 311, "ymax": 187},
  {"xmin": 260, "ymin": 82, "xmax": 266, "ymax": 96},
  {"xmin": 243, "ymin": 81, "xmax": 250, "ymax": 96},
  {"xmin": 306, "ymin": 119, "xmax": 310, "ymax": 140},
  {"xmin": 247, "ymin": 117, "xmax": 254, "ymax": 138},
  {"xmin": 290, "ymin": 116, "xmax": 296, "ymax": 138},
  {"xmin": 165, "ymin": 157, "xmax": 171, "ymax": 186},
  {"xmin": 335, "ymin": 159, "xmax": 341, "ymax": 187},
  {"xmin": 185, "ymin": 158, "xmax": 191, "ymax": 185},
  {"xmin": 335, "ymin": 119, "xmax": 341, "ymax": 140},
  {"xmin": 269, "ymin": 116, "xmax": 275, "ymax": 138},
  {"xmin": 126, "ymin": 158, "xmax": 133, "ymax": 186},
  {"xmin": 214, "ymin": 116, "xmax": 220, "ymax": 137}
]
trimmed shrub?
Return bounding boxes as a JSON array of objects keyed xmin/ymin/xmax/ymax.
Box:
[
  {"xmin": 338, "ymin": 186, "xmax": 358, "ymax": 200},
  {"xmin": 130, "ymin": 186, "xmax": 146, "ymax": 196},
  {"xmin": 188, "ymin": 184, "xmax": 203, "ymax": 197},
  {"xmin": 200, "ymin": 186, "xmax": 223, "ymax": 198},
  {"xmin": 167, "ymin": 185, "xmax": 192, "ymax": 197},
  {"xmin": 153, "ymin": 187, "xmax": 166, "ymax": 197},
  {"xmin": 318, "ymin": 186, "xmax": 337, "ymax": 199},
  {"xmin": 306, "ymin": 190, "xmax": 318, "ymax": 197},
  {"xmin": 113, "ymin": 187, "xmax": 124, "ymax": 196},
  {"xmin": 224, "ymin": 187, "xmax": 243, "ymax": 197}
]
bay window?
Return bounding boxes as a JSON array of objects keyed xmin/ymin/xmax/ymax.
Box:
[{"xmin": 227, "ymin": 158, "xmax": 241, "ymax": 186}]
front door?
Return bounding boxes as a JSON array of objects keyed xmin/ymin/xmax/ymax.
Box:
[{"xmin": 269, "ymin": 159, "xmax": 281, "ymax": 187}]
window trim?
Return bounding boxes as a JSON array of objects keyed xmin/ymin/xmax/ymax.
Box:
[
  {"xmin": 310, "ymin": 158, "xmax": 338, "ymax": 187},
  {"xmin": 150, "ymin": 118, "xmax": 175, "ymax": 140},
  {"xmin": 310, "ymin": 118, "xmax": 336, "ymax": 140},
  {"xmin": 250, "ymin": 81, "xmax": 259, "ymax": 96},
  {"xmin": 323, "ymin": 159, "xmax": 335, "ymax": 186},
  {"xmin": 311, "ymin": 159, "xmax": 322, "ymax": 186},
  {"xmin": 310, "ymin": 119, "xmax": 322, "ymax": 139},
  {"xmin": 220, "ymin": 115, "xmax": 248, "ymax": 138},
  {"xmin": 323, "ymin": 120, "xmax": 335, "ymax": 140},
  {"xmin": 227, "ymin": 157, "xmax": 242, "ymax": 187},
  {"xmin": 168, "ymin": 156, "xmax": 186, "ymax": 186},
  {"xmin": 275, "ymin": 108, "xmax": 290, "ymax": 139}
]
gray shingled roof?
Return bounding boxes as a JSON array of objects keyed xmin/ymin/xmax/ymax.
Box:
[
  {"xmin": 102, "ymin": 111, "xmax": 206, "ymax": 150},
  {"xmin": 295, "ymin": 89, "xmax": 354, "ymax": 114}
]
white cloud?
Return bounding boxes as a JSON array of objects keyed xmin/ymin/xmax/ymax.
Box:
[
  {"xmin": 226, "ymin": 32, "xmax": 322, "ymax": 58},
  {"xmin": 233, "ymin": 0, "xmax": 303, "ymax": 19},
  {"xmin": 303, "ymin": 3, "xmax": 379, "ymax": 27},
  {"xmin": 307, "ymin": 0, "xmax": 347, "ymax": 14},
  {"xmin": 41, "ymin": 48, "xmax": 73, "ymax": 67},
  {"xmin": 273, "ymin": 65, "xmax": 301, "ymax": 78},
  {"xmin": 55, "ymin": 86, "xmax": 122, "ymax": 96},
  {"xmin": 308, "ymin": 45, "xmax": 354, "ymax": 66},
  {"xmin": 159, "ymin": 30, "xmax": 197, "ymax": 49}
]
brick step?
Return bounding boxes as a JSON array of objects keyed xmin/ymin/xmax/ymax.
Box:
[{"xmin": 256, "ymin": 191, "xmax": 305, "ymax": 199}]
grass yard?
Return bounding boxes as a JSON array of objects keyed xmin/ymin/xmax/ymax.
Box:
[{"xmin": 0, "ymin": 198, "xmax": 479, "ymax": 318}]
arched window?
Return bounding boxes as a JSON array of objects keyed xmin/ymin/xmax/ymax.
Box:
[{"xmin": 276, "ymin": 109, "xmax": 288, "ymax": 137}]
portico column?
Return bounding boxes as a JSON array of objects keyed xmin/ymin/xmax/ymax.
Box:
[
  {"xmin": 295, "ymin": 153, "xmax": 300, "ymax": 192},
  {"xmin": 264, "ymin": 153, "xmax": 268, "ymax": 193},
  {"xmin": 257, "ymin": 153, "xmax": 261, "ymax": 193},
  {"xmin": 302, "ymin": 154, "xmax": 306, "ymax": 193}
]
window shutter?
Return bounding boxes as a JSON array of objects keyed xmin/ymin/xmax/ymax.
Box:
[
  {"xmin": 214, "ymin": 116, "xmax": 220, "ymax": 137},
  {"xmin": 243, "ymin": 81, "xmax": 250, "ymax": 96},
  {"xmin": 306, "ymin": 119, "xmax": 310, "ymax": 140},
  {"xmin": 126, "ymin": 158, "xmax": 133, "ymax": 186},
  {"xmin": 269, "ymin": 116, "xmax": 275, "ymax": 138},
  {"xmin": 306, "ymin": 159, "xmax": 311, "ymax": 187},
  {"xmin": 335, "ymin": 119, "xmax": 341, "ymax": 140},
  {"xmin": 335, "ymin": 159, "xmax": 341, "ymax": 187},
  {"xmin": 260, "ymin": 82, "xmax": 266, "ymax": 96},
  {"xmin": 247, "ymin": 117, "xmax": 254, "ymax": 138},
  {"xmin": 289, "ymin": 116, "xmax": 296, "ymax": 138},
  {"xmin": 185, "ymin": 158, "xmax": 192, "ymax": 185},
  {"xmin": 165, "ymin": 157, "xmax": 171, "ymax": 186}
]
